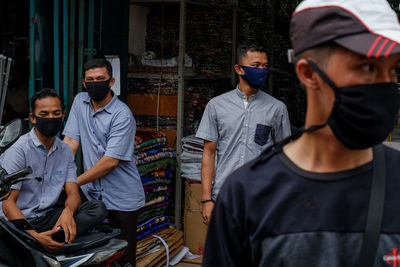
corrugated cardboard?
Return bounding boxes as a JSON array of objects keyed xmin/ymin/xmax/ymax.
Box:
[{"xmin": 184, "ymin": 181, "xmax": 207, "ymax": 255}]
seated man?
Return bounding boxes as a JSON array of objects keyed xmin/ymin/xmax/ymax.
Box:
[{"xmin": 1, "ymin": 88, "xmax": 107, "ymax": 251}]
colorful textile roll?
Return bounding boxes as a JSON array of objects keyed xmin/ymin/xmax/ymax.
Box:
[
  {"xmin": 137, "ymin": 215, "xmax": 168, "ymax": 233},
  {"xmin": 138, "ymin": 206, "xmax": 169, "ymax": 223},
  {"xmin": 135, "ymin": 137, "xmax": 168, "ymax": 151},
  {"xmin": 136, "ymin": 151, "xmax": 176, "ymax": 166},
  {"xmin": 137, "ymin": 222, "xmax": 171, "ymax": 240},
  {"xmin": 135, "ymin": 147, "xmax": 175, "ymax": 160},
  {"xmin": 138, "ymin": 158, "xmax": 177, "ymax": 176}
]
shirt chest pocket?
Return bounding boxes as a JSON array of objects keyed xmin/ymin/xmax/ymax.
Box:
[{"xmin": 254, "ymin": 124, "xmax": 272, "ymax": 146}]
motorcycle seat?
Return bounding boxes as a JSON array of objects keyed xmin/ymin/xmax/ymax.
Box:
[{"xmin": 53, "ymin": 228, "xmax": 120, "ymax": 255}]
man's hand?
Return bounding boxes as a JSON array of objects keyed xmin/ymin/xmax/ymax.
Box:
[
  {"xmin": 27, "ymin": 228, "xmax": 64, "ymax": 251},
  {"xmin": 54, "ymin": 208, "xmax": 76, "ymax": 243},
  {"xmin": 202, "ymin": 201, "xmax": 214, "ymax": 225}
]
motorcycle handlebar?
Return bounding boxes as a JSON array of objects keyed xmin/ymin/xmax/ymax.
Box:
[{"xmin": 4, "ymin": 166, "xmax": 33, "ymax": 185}]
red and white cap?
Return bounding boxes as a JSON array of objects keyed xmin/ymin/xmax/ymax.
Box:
[{"xmin": 290, "ymin": 0, "xmax": 400, "ymax": 57}]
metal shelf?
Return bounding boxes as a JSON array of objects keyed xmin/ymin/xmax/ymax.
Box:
[
  {"xmin": 128, "ymin": 72, "xmax": 231, "ymax": 80},
  {"xmin": 129, "ymin": 0, "xmax": 238, "ymax": 230},
  {"xmin": 130, "ymin": 0, "xmax": 238, "ymax": 9},
  {"xmin": 130, "ymin": 0, "xmax": 180, "ymax": 5},
  {"xmin": 128, "ymin": 73, "xmax": 179, "ymax": 79}
]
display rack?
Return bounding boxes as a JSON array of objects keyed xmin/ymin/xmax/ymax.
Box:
[{"xmin": 128, "ymin": 0, "xmax": 238, "ymax": 229}]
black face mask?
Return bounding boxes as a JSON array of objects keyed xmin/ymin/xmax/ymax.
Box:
[
  {"xmin": 85, "ymin": 80, "xmax": 110, "ymax": 101},
  {"xmin": 35, "ymin": 116, "xmax": 63, "ymax": 137},
  {"xmin": 307, "ymin": 60, "xmax": 400, "ymax": 149}
]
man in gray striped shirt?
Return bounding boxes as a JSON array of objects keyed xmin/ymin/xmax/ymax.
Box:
[{"xmin": 196, "ymin": 42, "xmax": 291, "ymax": 224}]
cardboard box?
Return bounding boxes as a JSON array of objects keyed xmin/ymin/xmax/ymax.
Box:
[{"xmin": 184, "ymin": 180, "xmax": 208, "ymax": 255}]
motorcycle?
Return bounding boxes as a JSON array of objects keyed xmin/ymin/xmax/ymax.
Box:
[{"xmin": 0, "ymin": 119, "xmax": 128, "ymax": 267}]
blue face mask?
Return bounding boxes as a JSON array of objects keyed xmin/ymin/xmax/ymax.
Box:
[{"xmin": 239, "ymin": 65, "xmax": 269, "ymax": 89}]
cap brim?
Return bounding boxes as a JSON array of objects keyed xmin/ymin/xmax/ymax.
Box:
[{"xmin": 334, "ymin": 32, "xmax": 400, "ymax": 58}]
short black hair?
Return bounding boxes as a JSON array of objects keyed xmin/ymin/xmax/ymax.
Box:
[
  {"xmin": 83, "ymin": 59, "xmax": 113, "ymax": 78},
  {"xmin": 30, "ymin": 88, "xmax": 64, "ymax": 113},
  {"xmin": 236, "ymin": 42, "xmax": 268, "ymax": 64},
  {"xmin": 293, "ymin": 42, "xmax": 340, "ymax": 70}
]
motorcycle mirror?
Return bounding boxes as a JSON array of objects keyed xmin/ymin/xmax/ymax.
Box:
[{"xmin": 0, "ymin": 119, "xmax": 22, "ymax": 152}]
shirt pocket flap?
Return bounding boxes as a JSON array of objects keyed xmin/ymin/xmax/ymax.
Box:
[{"xmin": 254, "ymin": 124, "xmax": 272, "ymax": 146}]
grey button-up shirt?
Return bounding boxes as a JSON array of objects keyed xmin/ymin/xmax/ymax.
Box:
[
  {"xmin": 196, "ymin": 87, "xmax": 291, "ymax": 199},
  {"xmin": 0, "ymin": 128, "xmax": 77, "ymax": 220},
  {"xmin": 63, "ymin": 92, "xmax": 145, "ymax": 211}
]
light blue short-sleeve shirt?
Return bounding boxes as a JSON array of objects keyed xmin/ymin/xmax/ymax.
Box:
[
  {"xmin": 63, "ymin": 91, "xmax": 145, "ymax": 211},
  {"xmin": 196, "ymin": 87, "xmax": 291, "ymax": 199},
  {"xmin": 0, "ymin": 128, "xmax": 77, "ymax": 220}
]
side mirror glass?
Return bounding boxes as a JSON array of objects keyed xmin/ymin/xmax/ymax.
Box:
[{"xmin": 0, "ymin": 119, "xmax": 22, "ymax": 151}]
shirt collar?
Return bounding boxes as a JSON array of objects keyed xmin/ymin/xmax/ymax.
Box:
[
  {"xmin": 83, "ymin": 90, "xmax": 117, "ymax": 114},
  {"xmin": 29, "ymin": 128, "xmax": 59, "ymax": 153},
  {"xmin": 235, "ymin": 85, "xmax": 261, "ymax": 101}
]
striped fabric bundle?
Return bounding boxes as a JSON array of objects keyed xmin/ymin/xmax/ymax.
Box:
[{"xmin": 135, "ymin": 128, "xmax": 177, "ymax": 242}]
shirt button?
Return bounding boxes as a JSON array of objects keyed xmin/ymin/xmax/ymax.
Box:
[
  {"xmin": 245, "ymin": 124, "xmax": 248, "ymax": 127},
  {"xmin": 243, "ymin": 140, "xmax": 246, "ymax": 144},
  {"xmin": 240, "ymin": 155, "xmax": 244, "ymax": 159}
]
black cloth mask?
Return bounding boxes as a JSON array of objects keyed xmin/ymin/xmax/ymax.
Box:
[
  {"xmin": 85, "ymin": 80, "xmax": 111, "ymax": 101},
  {"xmin": 307, "ymin": 60, "xmax": 400, "ymax": 149},
  {"xmin": 35, "ymin": 116, "xmax": 63, "ymax": 137}
]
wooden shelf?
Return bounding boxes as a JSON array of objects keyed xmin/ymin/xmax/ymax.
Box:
[{"xmin": 128, "ymin": 94, "xmax": 178, "ymax": 117}]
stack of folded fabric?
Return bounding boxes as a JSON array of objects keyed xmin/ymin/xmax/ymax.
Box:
[
  {"xmin": 136, "ymin": 227, "xmax": 184, "ymax": 267},
  {"xmin": 180, "ymin": 135, "xmax": 204, "ymax": 182},
  {"xmin": 135, "ymin": 129, "xmax": 177, "ymax": 241}
]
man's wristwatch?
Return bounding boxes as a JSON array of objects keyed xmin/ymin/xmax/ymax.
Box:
[{"xmin": 201, "ymin": 199, "xmax": 214, "ymax": 204}]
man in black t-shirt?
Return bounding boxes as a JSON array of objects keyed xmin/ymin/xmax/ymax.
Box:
[{"xmin": 203, "ymin": 0, "xmax": 400, "ymax": 266}]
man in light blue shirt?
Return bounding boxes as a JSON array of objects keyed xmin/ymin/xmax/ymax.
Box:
[
  {"xmin": 63, "ymin": 59, "xmax": 145, "ymax": 266},
  {"xmin": 196, "ymin": 42, "xmax": 291, "ymax": 224},
  {"xmin": 1, "ymin": 88, "xmax": 107, "ymax": 251}
]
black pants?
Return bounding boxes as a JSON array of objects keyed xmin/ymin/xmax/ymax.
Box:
[
  {"xmin": 29, "ymin": 200, "xmax": 107, "ymax": 237},
  {"xmin": 108, "ymin": 209, "xmax": 140, "ymax": 267}
]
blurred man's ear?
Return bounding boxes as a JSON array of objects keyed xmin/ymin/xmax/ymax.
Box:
[
  {"xmin": 296, "ymin": 59, "xmax": 319, "ymax": 91},
  {"xmin": 29, "ymin": 112, "xmax": 36, "ymax": 125},
  {"xmin": 234, "ymin": 64, "xmax": 244, "ymax": 76},
  {"xmin": 109, "ymin": 77, "xmax": 116, "ymax": 87}
]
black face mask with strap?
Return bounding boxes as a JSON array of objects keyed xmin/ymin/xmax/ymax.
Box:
[
  {"xmin": 251, "ymin": 60, "xmax": 400, "ymax": 169},
  {"xmin": 307, "ymin": 60, "xmax": 400, "ymax": 150}
]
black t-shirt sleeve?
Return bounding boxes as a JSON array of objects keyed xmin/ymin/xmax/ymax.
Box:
[{"xmin": 203, "ymin": 171, "xmax": 249, "ymax": 267}]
